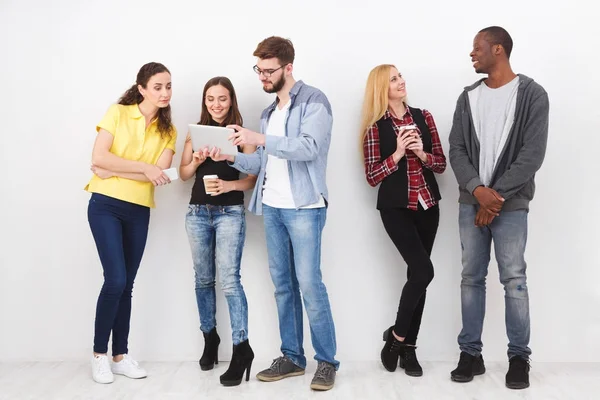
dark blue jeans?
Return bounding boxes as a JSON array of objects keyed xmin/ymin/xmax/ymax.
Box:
[{"xmin": 88, "ymin": 193, "xmax": 150, "ymax": 355}]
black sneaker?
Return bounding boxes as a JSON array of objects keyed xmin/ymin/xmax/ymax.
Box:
[
  {"xmin": 256, "ymin": 356, "xmax": 305, "ymax": 382},
  {"xmin": 310, "ymin": 361, "xmax": 336, "ymax": 391},
  {"xmin": 450, "ymin": 351, "xmax": 486, "ymax": 382},
  {"xmin": 506, "ymin": 356, "xmax": 530, "ymax": 389},
  {"xmin": 399, "ymin": 346, "xmax": 423, "ymax": 377}
]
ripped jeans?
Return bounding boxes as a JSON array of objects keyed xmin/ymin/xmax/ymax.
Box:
[
  {"xmin": 185, "ymin": 204, "xmax": 248, "ymax": 345},
  {"xmin": 457, "ymin": 204, "xmax": 531, "ymax": 360}
]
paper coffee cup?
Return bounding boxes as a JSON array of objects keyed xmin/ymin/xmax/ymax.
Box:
[{"xmin": 203, "ymin": 174, "xmax": 218, "ymax": 195}]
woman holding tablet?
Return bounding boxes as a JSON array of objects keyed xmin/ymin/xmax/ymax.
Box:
[
  {"xmin": 179, "ymin": 76, "xmax": 257, "ymax": 386},
  {"xmin": 361, "ymin": 64, "xmax": 446, "ymax": 377},
  {"xmin": 86, "ymin": 62, "xmax": 177, "ymax": 384}
]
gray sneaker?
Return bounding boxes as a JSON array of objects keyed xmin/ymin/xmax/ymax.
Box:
[
  {"xmin": 310, "ymin": 361, "xmax": 336, "ymax": 391},
  {"xmin": 256, "ymin": 356, "xmax": 305, "ymax": 382}
]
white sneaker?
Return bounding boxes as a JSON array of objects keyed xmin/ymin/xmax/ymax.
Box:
[
  {"xmin": 91, "ymin": 354, "xmax": 114, "ymax": 384},
  {"xmin": 111, "ymin": 354, "xmax": 147, "ymax": 379}
]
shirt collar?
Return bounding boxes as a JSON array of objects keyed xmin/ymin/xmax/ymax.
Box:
[
  {"xmin": 289, "ymin": 79, "xmax": 304, "ymax": 97},
  {"xmin": 266, "ymin": 80, "xmax": 305, "ymax": 112},
  {"xmin": 130, "ymin": 104, "xmax": 144, "ymax": 119},
  {"xmin": 383, "ymin": 103, "xmax": 412, "ymax": 120},
  {"xmin": 130, "ymin": 104, "xmax": 158, "ymax": 125}
]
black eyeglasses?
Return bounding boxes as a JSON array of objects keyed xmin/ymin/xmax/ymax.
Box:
[{"xmin": 253, "ymin": 64, "xmax": 286, "ymax": 77}]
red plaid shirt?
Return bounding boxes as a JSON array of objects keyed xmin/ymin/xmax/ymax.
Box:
[{"xmin": 363, "ymin": 108, "xmax": 446, "ymax": 210}]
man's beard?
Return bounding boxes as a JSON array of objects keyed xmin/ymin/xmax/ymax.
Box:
[{"xmin": 263, "ymin": 74, "xmax": 286, "ymax": 93}]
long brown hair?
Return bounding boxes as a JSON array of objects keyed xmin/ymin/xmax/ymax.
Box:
[
  {"xmin": 199, "ymin": 77, "xmax": 243, "ymax": 127},
  {"xmin": 118, "ymin": 62, "xmax": 174, "ymax": 138}
]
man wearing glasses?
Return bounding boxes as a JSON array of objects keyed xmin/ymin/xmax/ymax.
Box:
[{"xmin": 210, "ymin": 36, "xmax": 338, "ymax": 391}]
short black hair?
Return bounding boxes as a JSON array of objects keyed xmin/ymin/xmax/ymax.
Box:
[{"xmin": 479, "ymin": 26, "xmax": 513, "ymax": 58}]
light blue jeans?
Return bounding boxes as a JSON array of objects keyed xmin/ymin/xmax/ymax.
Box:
[
  {"xmin": 458, "ymin": 204, "xmax": 531, "ymax": 360},
  {"xmin": 262, "ymin": 205, "xmax": 339, "ymax": 370},
  {"xmin": 185, "ymin": 204, "xmax": 248, "ymax": 345}
]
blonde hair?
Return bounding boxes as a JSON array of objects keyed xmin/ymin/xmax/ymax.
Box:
[{"xmin": 359, "ymin": 64, "xmax": 396, "ymax": 154}]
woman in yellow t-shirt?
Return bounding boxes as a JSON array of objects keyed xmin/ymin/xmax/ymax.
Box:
[{"xmin": 86, "ymin": 62, "xmax": 177, "ymax": 384}]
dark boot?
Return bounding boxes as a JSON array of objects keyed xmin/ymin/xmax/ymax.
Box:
[
  {"xmin": 450, "ymin": 351, "xmax": 486, "ymax": 382},
  {"xmin": 199, "ymin": 328, "xmax": 220, "ymax": 371},
  {"xmin": 399, "ymin": 345, "xmax": 423, "ymax": 377},
  {"xmin": 220, "ymin": 339, "xmax": 254, "ymax": 386},
  {"xmin": 381, "ymin": 326, "xmax": 405, "ymax": 372},
  {"xmin": 506, "ymin": 356, "xmax": 530, "ymax": 389}
]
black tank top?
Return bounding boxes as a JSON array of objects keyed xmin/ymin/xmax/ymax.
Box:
[{"xmin": 189, "ymin": 121, "xmax": 244, "ymax": 206}]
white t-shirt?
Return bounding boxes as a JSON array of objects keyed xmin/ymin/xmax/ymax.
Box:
[
  {"xmin": 262, "ymin": 100, "xmax": 325, "ymax": 209},
  {"xmin": 469, "ymin": 76, "xmax": 519, "ymax": 186}
]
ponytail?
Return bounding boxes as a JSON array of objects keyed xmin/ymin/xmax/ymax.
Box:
[{"xmin": 118, "ymin": 84, "xmax": 144, "ymax": 106}]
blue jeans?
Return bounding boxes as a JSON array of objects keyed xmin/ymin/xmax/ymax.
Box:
[
  {"xmin": 185, "ymin": 204, "xmax": 248, "ymax": 345},
  {"xmin": 88, "ymin": 193, "xmax": 150, "ymax": 355},
  {"xmin": 262, "ymin": 205, "xmax": 339, "ymax": 370},
  {"xmin": 458, "ymin": 204, "xmax": 531, "ymax": 360}
]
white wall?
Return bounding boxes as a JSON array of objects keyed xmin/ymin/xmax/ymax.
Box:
[{"xmin": 1, "ymin": 0, "xmax": 599, "ymax": 363}]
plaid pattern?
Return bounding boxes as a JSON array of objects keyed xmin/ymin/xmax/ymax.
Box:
[{"xmin": 363, "ymin": 107, "xmax": 446, "ymax": 210}]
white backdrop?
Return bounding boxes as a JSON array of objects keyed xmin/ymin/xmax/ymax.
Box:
[{"xmin": 1, "ymin": 0, "xmax": 599, "ymax": 364}]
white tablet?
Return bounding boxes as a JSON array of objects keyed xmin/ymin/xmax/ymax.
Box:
[{"xmin": 188, "ymin": 124, "xmax": 238, "ymax": 156}]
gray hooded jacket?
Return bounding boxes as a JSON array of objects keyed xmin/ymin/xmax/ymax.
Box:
[{"xmin": 448, "ymin": 74, "xmax": 549, "ymax": 211}]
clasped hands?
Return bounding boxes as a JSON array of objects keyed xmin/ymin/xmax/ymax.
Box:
[{"xmin": 473, "ymin": 186, "xmax": 505, "ymax": 227}]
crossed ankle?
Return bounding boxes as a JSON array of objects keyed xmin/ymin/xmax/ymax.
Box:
[{"xmin": 391, "ymin": 330, "xmax": 405, "ymax": 342}]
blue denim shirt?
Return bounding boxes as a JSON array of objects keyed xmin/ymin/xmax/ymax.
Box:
[{"xmin": 231, "ymin": 80, "xmax": 333, "ymax": 215}]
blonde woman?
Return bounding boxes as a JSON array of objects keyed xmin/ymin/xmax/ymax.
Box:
[{"xmin": 361, "ymin": 64, "xmax": 446, "ymax": 377}]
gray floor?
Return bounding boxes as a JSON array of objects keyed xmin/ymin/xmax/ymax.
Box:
[{"xmin": 1, "ymin": 360, "xmax": 599, "ymax": 400}]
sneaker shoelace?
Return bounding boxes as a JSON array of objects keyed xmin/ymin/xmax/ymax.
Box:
[
  {"xmin": 457, "ymin": 352, "xmax": 472, "ymax": 368},
  {"xmin": 510, "ymin": 357, "xmax": 530, "ymax": 372},
  {"xmin": 267, "ymin": 356, "xmax": 287, "ymax": 372},
  {"xmin": 123, "ymin": 355, "xmax": 140, "ymax": 367},
  {"xmin": 313, "ymin": 363, "xmax": 333, "ymax": 381},
  {"xmin": 96, "ymin": 357, "xmax": 111, "ymax": 375}
]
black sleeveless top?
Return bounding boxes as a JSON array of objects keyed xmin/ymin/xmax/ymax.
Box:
[
  {"xmin": 375, "ymin": 106, "xmax": 441, "ymax": 210},
  {"xmin": 189, "ymin": 121, "xmax": 244, "ymax": 206}
]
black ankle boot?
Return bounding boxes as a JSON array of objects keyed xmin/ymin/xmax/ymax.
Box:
[
  {"xmin": 199, "ymin": 328, "xmax": 220, "ymax": 371},
  {"xmin": 451, "ymin": 351, "xmax": 486, "ymax": 382},
  {"xmin": 381, "ymin": 326, "xmax": 405, "ymax": 372},
  {"xmin": 399, "ymin": 345, "xmax": 423, "ymax": 377},
  {"xmin": 220, "ymin": 339, "xmax": 254, "ymax": 386},
  {"xmin": 506, "ymin": 356, "xmax": 530, "ymax": 389}
]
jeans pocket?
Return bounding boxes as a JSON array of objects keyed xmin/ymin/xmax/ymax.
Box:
[
  {"xmin": 89, "ymin": 193, "xmax": 103, "ymax": 204},
  {"xmin": 186, "ymin": 205, "xmax": 196, "ymax": 217},
  {"xmin": 224, "ymin": 205, "xmax": 244, "ymax": 216}
]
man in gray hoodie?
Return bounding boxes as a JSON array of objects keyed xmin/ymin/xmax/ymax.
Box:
[{"xmin": 448, "ymin": 26, "xmax": 549, "ymax": 390}]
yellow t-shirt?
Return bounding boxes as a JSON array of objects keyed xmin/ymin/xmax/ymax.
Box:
[{"xmin": 85, "ymin": 104, "xmax": 177, "ymax": 208}]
